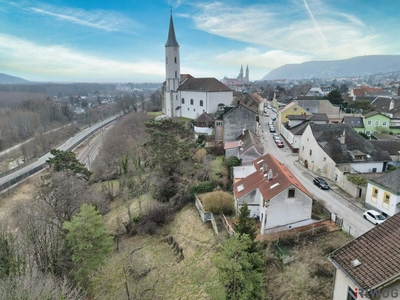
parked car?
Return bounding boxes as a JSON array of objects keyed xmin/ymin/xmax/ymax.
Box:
[
  {"xmin": 363, "ymin": 210, "xmax": 386, "ymax": 225},
  {"xmin": 268, "ymin": 120, "xmax": 274, "ymax": 125},
  {"xmin": 313, "ymin": 177, "xmax": 330, "ymax": 190},
  {"xmin": 272, "ymin": 116, "xmax": 276, "ymax": 121},
  {"xmin": 269, "ymin": 126, "xmax": 276, "ymax": 133},
  {"xmin": 265, "ymin": 113, "xmax": 269, "ymax": 117},
  {"xmin": 273, "ymin": 136, "xmax": 281, "ymax": 142},
  {"xmin": 276, "ymin": 141, "xmax": 284, "ymax": 148}
]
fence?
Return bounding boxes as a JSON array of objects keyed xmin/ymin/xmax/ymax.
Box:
[
  {"xmin": 221, "ymin": 213, "xmax": 235, "ymax": 237},
  {"xmin": 314, "ymin": 200, "xmax": 360, "ymax": 238},
  {"xmin": 0, "ymin": 164, "xmax": 46, "ymax": 193}
]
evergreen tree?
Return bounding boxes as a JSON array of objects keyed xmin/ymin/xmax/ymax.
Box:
[
  {"xmin": 214, "ymin": 234, "xmax": 264, "ymax": 300},
  {"xmin": 47, "ymin": 149, "xmax": 92, "ymax": 180},
  {"xmin": 233, "ymin": 203, "xmax": 258, "ymax": 243},
  {"xmin": 63, "ymin": 204, "xmax": 113, "ymax": 285}
]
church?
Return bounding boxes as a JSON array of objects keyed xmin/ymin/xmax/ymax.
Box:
[{"xmin": 162, "ymin": 13, "xmax": 233, "ymax": 119}]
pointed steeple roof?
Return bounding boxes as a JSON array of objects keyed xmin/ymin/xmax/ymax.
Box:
[{"xmin": 165, "ymin": 12, "xmax": 179, "ymax": 47}]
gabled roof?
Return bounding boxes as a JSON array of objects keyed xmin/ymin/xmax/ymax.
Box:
[
  {"xmin": 363, "ymin": 111, "xmax": 389, "ymax": 119},
  {"xmin": 308, "ymin": 123, "xmax": 392, "ymax": 164},
  {"xmin": 178, "ymin": 78, "xmax": 231, "ymax": 92},
  {"xmin": 236, "ymin": 130, "xmax": 264, "ymax": 154},
  {"xmin": 194, "ymin": 111, "xmax": 214, "ymax": 124},
  {"xmin": 369, "ymin": 170, "xmax": 400, "ymax": 194},
  {"xmin": 287, "ymin": 115, "xmax": 308, "ymax": 121},
  {"xmin": 224, "ymin": 141, "xmax": 240, "ymax": 150},
  {"xmin": 329, "ymin": 212, "xmax": 400, "ymax": 290},
  {"xmin": 233, "ymin": 153, "xmax": 311, "ymax": 200},
  {"xmin": 223, "ymin": 103, "xmax": 257, "ymax": 118},
  {"xmin": 285, "ymin": 121, "xmax": 309, "ymax": 135},
  {"xmin": 342, "ymin": 116, "xmax": 364, "ymax": 128}
]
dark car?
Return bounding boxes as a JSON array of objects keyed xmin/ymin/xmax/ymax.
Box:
[{"xmin": 313, "ymin": 177, "xmax": 330, "ymax": 190}]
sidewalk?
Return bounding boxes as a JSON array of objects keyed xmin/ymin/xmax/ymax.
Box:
[{"xmin": 293, "ymin": 160, "xmax": 366, "ymax": 213}]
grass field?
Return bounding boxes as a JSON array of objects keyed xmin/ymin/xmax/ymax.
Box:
[{"xmin": 92, "ymin": 204, "xmax": 222, "ymax": 299}]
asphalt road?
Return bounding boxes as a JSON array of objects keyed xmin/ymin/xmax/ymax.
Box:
[{"xmin": 260, "ymin": 109, "xmax": 374, "ymax": 236}]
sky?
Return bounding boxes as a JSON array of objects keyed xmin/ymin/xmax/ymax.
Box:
[{"xmin": 0, "ymin": 0, "xmax": 399, "ymax": 83}]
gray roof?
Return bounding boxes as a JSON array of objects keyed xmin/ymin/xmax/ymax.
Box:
[
  {"xmin": 287, "ymin": 115, "xmax": 308, "ymax": 120},
  {"xmin": 309, "ymin": 123, "xmax": 392, "ymax": 164},
  {"xmin": 370, "ymin": 140, "xmax": 400, "ymax": 155},
  {"xmin": 308, "ymin": 113, "xmax": 330, "ymax": 122},
  {"xmin": 286, "ymin": 121, "xmax": 309, "ymax": 135},
  {"xmin": 165, "ymin": 14, "xmax": 179, "ymax": 47},
  {"xmin": 371, "ymin": 170, "xmax": 400, "ymax": 194},
  {"xmin": 178, "ymin": 78, "xmax": 231, "ymax": 92},
  {"xmin": 342, "ymin": 116, "xmax": 364, "ymax": 128},
  {"xmin": 236, "ymin": 130, "xmax": 264, "ymax": 154}
]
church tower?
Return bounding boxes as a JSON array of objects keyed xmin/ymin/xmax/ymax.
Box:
[
  {"xmin": 245, "ymin": 65, "xmax": 249, "ymax": 83},
  {"xmin": 237, "ymin": 65, "xmax": 243, "ymax": 81},
  {"xmin": 164, "ymin": 12, "xmax": 180, "ymax": 117}
]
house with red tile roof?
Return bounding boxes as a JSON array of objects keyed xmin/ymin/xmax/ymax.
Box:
[
  {"xmin": 233, "ymin": 153, "xmax": 313, "ymax": 234},
  {"xmin": 328, "ymin": 211, "xmax": 400, "ymax": 299}
]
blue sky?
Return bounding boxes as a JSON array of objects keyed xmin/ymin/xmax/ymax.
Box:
[{"xmin": 0, "ymin": 0, "xmax": 399, "ymax": 83}]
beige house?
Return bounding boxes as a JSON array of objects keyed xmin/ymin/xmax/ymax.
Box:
[{"xmin": 329, "ymin": 212, "xmax": 400, "ymax": 299}]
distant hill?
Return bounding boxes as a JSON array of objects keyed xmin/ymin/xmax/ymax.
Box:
[
  {"xmin": 262, "ymin": 55, "xmax": 400, "ymax": 80},
  {"xmin": 0, "ymin": 73, "xmax": 30, "ymax": 84}
]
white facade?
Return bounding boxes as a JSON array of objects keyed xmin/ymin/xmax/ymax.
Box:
[
  {"xmin": 365, "ymin": 183, "xmax": 400, "ymax": 216},
  {"xmin": 260, "ymin": 186, "xmax": 312, "ymax": 231},
  {"xmin": 175, "ymin": 90, "xmax": 232, "ymax": 119}
]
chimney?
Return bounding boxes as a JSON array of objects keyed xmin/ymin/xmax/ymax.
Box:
[
  {"xmin": 340, "ymin": 130, "xmax": 346, "ymax": 144},
  {"xmin": 262, "ymin": 163, "xmax": 268, "ymax": 174},
  {"xmin": 267, "ymin": 169, "xmax": 273, "ymax": 181}
]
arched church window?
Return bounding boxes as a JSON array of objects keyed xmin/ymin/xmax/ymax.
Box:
[
  {"xmin": 190, "ymin": 99, "xmax": 194, "ymax": 105},
  {"xmin": 175, "ymin": 57, "xmax": 177, "ymax": 63},
  {"xmin": 166, "ymin": 57, "xmax": 168, "ymax": 64},
  {"xmin": 200, "ymin": 100, "xmax": 203, "ymax": 107},
  {"xmin": 182, "ymin": 98, "xmax": 185, "ymax": 104}
]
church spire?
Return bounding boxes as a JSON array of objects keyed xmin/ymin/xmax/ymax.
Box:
[{"xmin": 165, "ymin": 11, "xmax": 179, "ymax": 47}]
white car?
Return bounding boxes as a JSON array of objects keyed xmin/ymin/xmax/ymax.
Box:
[{"xmin": 363, "ymin": 210, "xmax": 386, "ymax": 225}]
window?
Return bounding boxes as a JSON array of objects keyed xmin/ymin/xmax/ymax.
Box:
[
  {"xmin": 372, "ymin": 168, "xmax": 377, "ymax": 172},
  {"xmin": 383, "ymin": 192, "xmax": 390, "ymax": 205},
  {"xmin": 190, "ymin": 99, "xmax": 194, "ymax": 105},
  {"xmin": 383, "ymin": 121, "xmax": 387, "ymax": 126},
  {"xmin": 215, "ymin": 121, "xmax": 223, "ymax": 126},
  {"xmin": 372, "ymin": 188, "xmax": 378, "ymax": 198},
  {"xmin": 367, "ymin": 120, "xmax": 372, "ymax": 125},
  {"xmin": 302, "ymin": 146, "xmax": 304, "ymax": 151},
  {"xmin": 175, "ymin": 71, "xmax": 177, "ymax": 78},
  {"xmin": 200, "ymin": 100, "xmax": 203, "ymax": 107},
  {"xmin": 309, "ymin": 150, "xmax": 312, "ymax": 156},
  {"xmin": 166, "ymin": 57, "xmax": 168, "ymax": 64},
  {"xmin": 174, "ymin": 57, "xmax": 177, "ymax": 63},
  {"xmin": 366, "ymin": 131, "xmax": 371, "ymax": 136},
  {"xmin": 193, "ymin": 108, "xmax": 195, "ymax": 112},
  {"xmin": 288, "ymin": 189, "xmax": 295, "ymax": 198},
  {"xmin": 375, "ymin": 120, "xmax": 379, "ymax": 126},
  {"xmin": 323, "ymin": 157, "xmax": 326, "ymax": 162},
  {"xmin": 182, "ymin": 98, "xmax": 185, "ymax": 104},
  {"xmin": 294, "ymin": 108, "xmax": 297, "ymax": 112},
  {"xmin": 176, "ymin": 95, "xmax": 177, "ymax": 100},
  {"xmin": 347, "ymin": 286, "xmax": 357, "ymax": 300}
]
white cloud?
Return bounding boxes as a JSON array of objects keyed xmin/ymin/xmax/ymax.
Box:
[
  {"xmin": 190, "ymin": 1, "xmax": 397, "ymax": 60},
  {"xmin": 0, "ymin": 34, "xmax": 164, "ymax": 82},
  {"xmin": 27, "ymin": 3, "xmax": 141, "ymax": 33}
]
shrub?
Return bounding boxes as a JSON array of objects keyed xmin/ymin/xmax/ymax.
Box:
[
  {"xmin": 193, "ymin": 148, "xmax": 207, "ymax": 163},
  {"xmin": 202, "ymin": 191, "xmax": 235, "ymax": 215},
  {"xmin": 136, "ymin": 203, "xmax": 173, "ymax": 235}
]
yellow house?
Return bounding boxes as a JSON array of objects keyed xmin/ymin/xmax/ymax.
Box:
[{"xmin": 277, "ymin": 102, "xmax": 309, "ymax": 132}]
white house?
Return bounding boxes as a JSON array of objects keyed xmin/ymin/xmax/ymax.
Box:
[
  {"xmin": 299, "ymin": 123, "xmax": 392, "ymax": 185},
  {"xmin": 233, "ymin": 153, "xmax": 313, "ymax": 234},
  {"xmin": 163, "ymin": 13, "xmax": 233, "ymax": 119},
  {"xmin": 329, "ymin": 212, "xmax": 400, "ymax": 300},
  {"xmin": 365, "ymin": 170, "xmax": 400, "ymax": 217}
]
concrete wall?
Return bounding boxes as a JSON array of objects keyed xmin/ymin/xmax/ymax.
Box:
[{"xmin": 264, "ymin": 186, "xmax": 312, "ymax": 229}]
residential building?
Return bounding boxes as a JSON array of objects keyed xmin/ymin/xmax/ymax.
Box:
[
  {"xmin": 363, "ymin": 111, "xmax": 391, "ymax": 136},
  {"xmin": 277, "ymin": 102, "xmax": 308, "ymax": 133},
  {"xmin": 307, "ymin": 86, "xmax": 335, "ymax": 97},
  {"xmin": 329, "ymin": 212, "xmax": 400, "ymax": 300},
  {"xmin": 280, "ymin": 114, "xmax": 330, "ymax": 153},
  {"xmin": 192, "ymin": 111, "xmax": 214, "ymax": 138},
  {"xmin": 294, "ymin": 97, "xmax": 341, "ymax": 121},
  {"xmin": 233, "ymin": 153, "xmax": 313, "ymax": 234},
  {"xmin": 342, "ymin": 116, "xmax": 364, "ymax": 133},
  {"xmin": 369, "ymin": 140, "xmax": 400, "ymax": 162},
  {"xmin": 299, "ymin": 123, "xmax": 392, "ymax": 195},
  {"xmin": 365, "ymin": 170, "xmax": 400, "ymax": 217},
  {"xmin": 163, "ymin": 13, "xmax": 233, "ymax": 119},
  {"xmin": 223, "ymin": 103, "xmax": 259, "ymax": 142}
]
